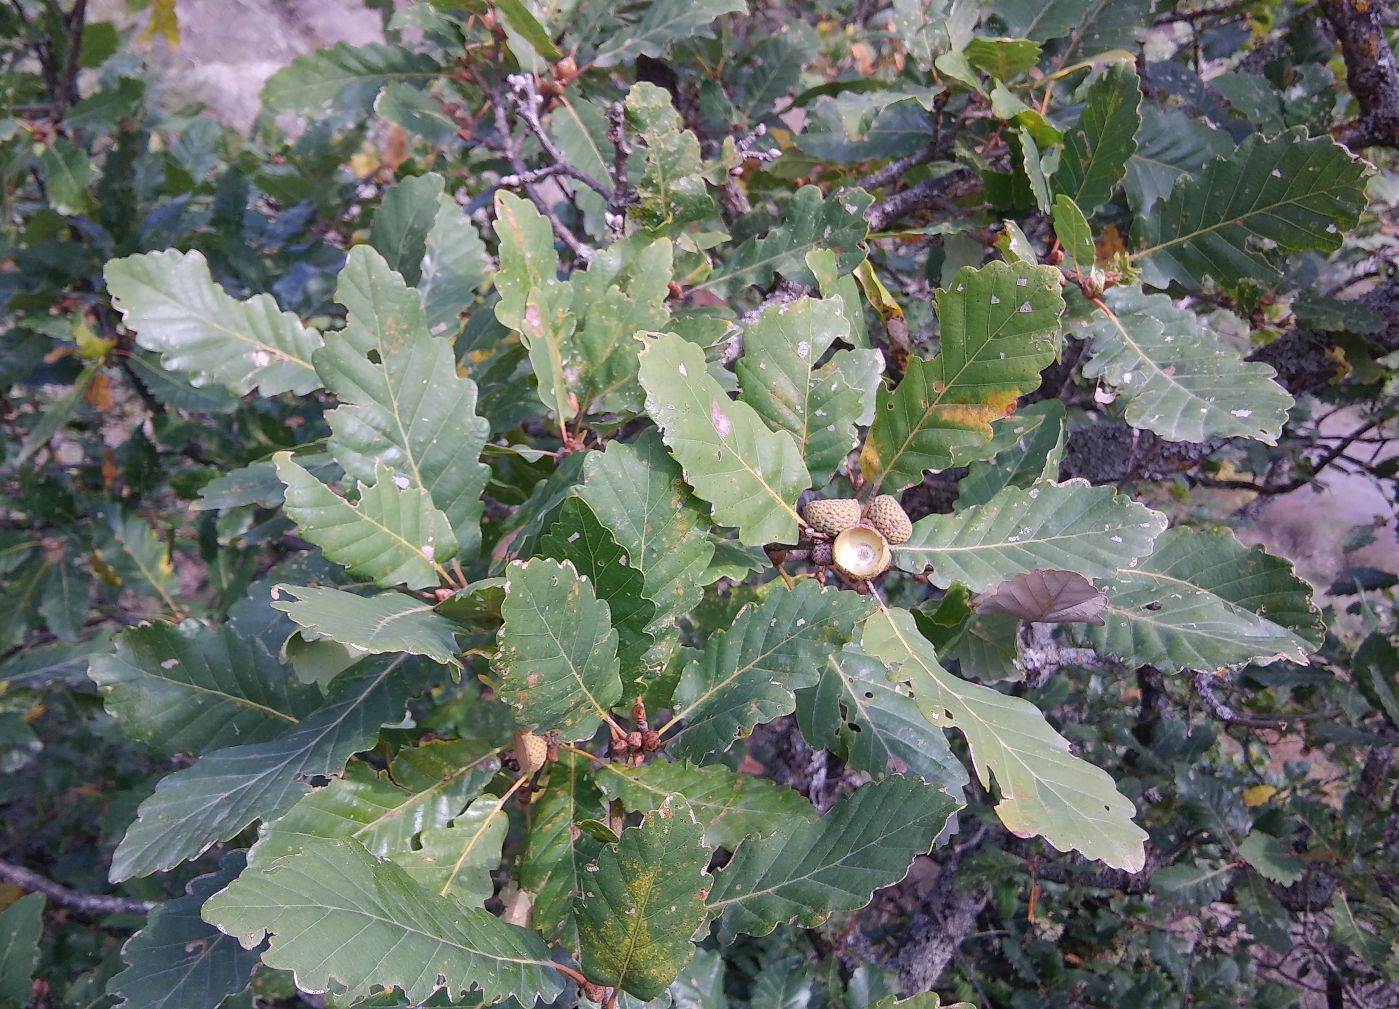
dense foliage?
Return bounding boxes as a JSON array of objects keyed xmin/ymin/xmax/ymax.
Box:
[{"xmin": 2, "ymin": 0, "xmax": 1398, "ymax": 1007}]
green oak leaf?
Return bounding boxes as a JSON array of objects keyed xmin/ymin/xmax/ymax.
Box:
[
  {"xmin": 796, "ymin": 645, "xmax": 968, "ymax": 800},
  {"xmin": 666, "ymin": 580, "xmax": 873, "ymax": 759},
  {"xmin": 575, "ymin": 431, "xmax": 715, "ymax": 638},
  {"xmin": 625, "ymin": 83, "xmax": 715, "ymax": 234},
  {"xmin": 392, "ymin": 792, "xmax": 510, "ymax": 905},
  {"xmin": 540, "ymin": 497, "xmax": 657, "ymax": 697},
  {"xmin": 1051, "ymin": 61, "xmax": 1141, "ymax": 215},
  {"xmin": 521, "ymin": 752, "xmax": 606, "ymax": 945},
  {"xmin": 108, "ymin": 853, "xmax": 262, "ymax": 1009},
  {"xmin": 864, "ymin": 607, "xmax": 1147, "ymax": 870},
  {"xmin": 318, "ymin": 245, "xmax": 490, "ymax": 555},
  {"xmin": 250, "ymin": 740, "xmax": 499, "ymax": 867},
  {"xmin": 895, "ymin": 480, "xmax": 1166, "ymax": 589},
  {"xmin": 860, "ymin": 261, "xmax": 1064, "ymax": 493},
  {"xmin": 735, "ymin": 296, "xmax": 882, "ymax": 482},
  {"xmin": 105, "ymin": 249, "xmax": 322, "ymax": 396},
  {"xmin": 271, "ymin": 584, "xmax": 462, "ymax": 669},
  {"xmin": 493, "ymin": 190, "xmax": 578, "ymax": 424},
  {"xmin": 110, "ymin": 654, "xmax": 428, "ymax": 881},
  {"xmin": 1080, "ymin": 286, "xmax": 1294, "ymax": 444},
  {"xmin": 575, "ymin": 798, "xmax": 711, "ymax": 1000},
  {"xmin": 202, "ymin": 837, "xmax": 563, "ymax": 1006},
  {"xmin": 1081, "ymin": 526, "xmax": 1324, "ymax": 672},
  {"xmin": 639, "ymin": 331, "xmax": 810, "ymax": 546},
  {"xmin": 706, "ymin": 775, "xmax": 959, "ymax": 941},
  {"xmin": 495, "ymin": 557, "xmax": 623, "ymax": 738},
  {"xmin": 596, "ymin": 760, "xmax": 817, "ymax": 849},
  {"xmin": 275, "ymin": 453, "xmax": 456, "ymax": 591},
  {"xmin": 90, "ymin": 622, "xmax": 320, "ymax": 758},
  {"xmin": 1131, "ymin": 128, "xmax": 1369, "ymax": 289}
]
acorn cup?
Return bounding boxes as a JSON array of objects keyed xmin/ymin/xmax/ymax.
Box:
[
  {"xmin": 868, "ymin": 494, "xmax": 913, "ymax": 545},
  {"xmin": 832, "ymin": 525, "xmax": 892, "ymax": 581},
  {"xmin": 513, "ymin": 727, "xmax": 549, "ymax": 776},
  {"xmin": 801, "ymin": 497, "xmax": 861, "ymax": 535}
]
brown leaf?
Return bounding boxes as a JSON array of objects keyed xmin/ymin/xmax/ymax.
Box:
[{"xmin": 975, "ymin": 569, "xmax": 1108, "ymax": 625}]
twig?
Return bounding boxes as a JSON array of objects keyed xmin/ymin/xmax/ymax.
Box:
[
  {"xmin": 1191, "ymin": 671, "xmax": 1291, "ymax": 731},
  {"xmin": 489, "ymin": 85, "xmax": 593, "ymax": 261},
  {"xmin": 505, "ymin": 74, "xmax": 612, "ymax": 200},
  {"xmin": 864, "ymin": 166, "xmax": 981, "ymax": 231},
  {"xmin": 856, "ymin": 142, "xmax": 939, "ymax": 192},
  {"xmin": 604, "ymin": 101, "xmax": 633, "ymax": 237},
  {"xmin": 0, "ymin": 858, "xmax": 154, "ymax": 915}
]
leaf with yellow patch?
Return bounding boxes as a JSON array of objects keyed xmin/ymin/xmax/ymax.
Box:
[
  {"xmin": 575, "ymin": 798, "xmax": 710, "ymax": 1001},
  {"xmin": 860, "ymin": 261, "xmax": 1064, "ymax": 493}
]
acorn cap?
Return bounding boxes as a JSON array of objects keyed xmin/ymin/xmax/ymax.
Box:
[
  {"xmin": 513, "ymin": 727, "xmax": 548, "ymax": 776},
  {"xmin": 869, "ymin": 494, "xmax": 913, "ymax": 545},
  {"xmin": 801, "ymin": 497, "xmax": 862, "ymax": 535},
  {"xmin": 832, "ymin": 525, "xmax": 892, "ymax": 580}
]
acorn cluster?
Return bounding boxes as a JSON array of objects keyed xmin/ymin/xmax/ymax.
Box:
[{"xmin": 775, "ymin": 493, "xmax": 912, "ymax": 583}]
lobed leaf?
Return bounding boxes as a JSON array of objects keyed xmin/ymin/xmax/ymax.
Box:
[
  {"xmin": 864, "ymin": 607, "xmax": 1147, "ymax": 869},
  {"xmin": 736, "ymin": 296, "xmax": 882, "ymax": 482},
  {"xmin": 1051, "ymin": 62, "xmax": 1141, "ymax": 215},
  {"xmin": 575, "ymin": 799, "xmax": 711, "ymax": 999},
  {"xmin": 109, "ymin": 853, "xmax": 262, "ymax": 1009},
  {"xmin": 275, "ymin": 453, "xmax": 456, "ymax": 590},
  {"xmin": 493, "ymin": 190, "xmax": 577, "ymax": 423},
  {"xmin": 666, "ymin": 580, "xmax": 873, "ymax": 759},
  {"xmin": 495, "ymin": 557, "xmax": 622, "ymax": 739},
  {"xmin": 317, "ymin": 245, "xmax": 491, "ymax": 556},
  {"xmin": 261, "ymin": 41, "xmax": 437, "ymax": 116},
  {"xmin": 202, "ymin": 837, "xmax": 563, "ymax": 1006},
  {"xmin": 90, "ymin": 622, "xmax": 319, "ymax": 757},
  {"xmin": 895, "ymin": 480, "xmax": 1167, "ymax": 590},
  {"xmin": 110, "ymin": 654, "xmax": 427, "ymax": 881},
  {"xmin": 706, "ymin": 775, "xmax": 959, "ymax": 941},
  {"xmin": 271, "ymin": 584, "xmax": 461, "ymax": 669},
  {"xmin": 639, "ymin": 332, "xmax": 810, "ymax": 546},
  {"xmin": 860, "ymin": 261, "xmax": 1064, "ymax": 493},
  {"xmin": 1081, "ymin": 526, "xmax": 1324, "ymax": 672},
  {"xmin": 596, "ymin": 760, "xmax": 817, "ymax": 849},
  {"xmin": 1080, "ymin": 286, "xmax": 1294, "ymax": 444},
  {"xmin": 625, "ymin": 83, "xmax": 715, "ymax": 233},
  {"xmin": 699, "ymin": 186, "xmax": 871, "ymax": 294},
  {"xmin": 521, "ymin": 752, "xmax": 605, "ymax": 946},
  {"xmin": 105, "ymin": 249, "xmax": 322, "ymax": 396},
  {"xmin": 796, "ymin": 645, "xmax": 969, "ymax": 799},
  {"xmin": 1132, "ymin": 128, "xmax": 1369, "ymax": 289},
  {"xmin": 251, "ymin": 740, "xmax": 499, "ymax": 866}
]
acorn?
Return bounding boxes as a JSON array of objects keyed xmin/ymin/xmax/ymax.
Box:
[
  {"xmin": 801, "ymin": 497, "xmax": 861, "ymax": 535},
  {"xmin": 513, "ymin": 727, "xmax": 549, "ymax": 776},
  {"xmin": 811, "ymin": 541, "xmax": 834, "ymax": 567},
  {"xmin": 832, "ymin": 525, "xmax": 892, "ymax": 580},
  {"xmin": 868, "ymin": 494, "xmax": 913, "ymax": 545}
]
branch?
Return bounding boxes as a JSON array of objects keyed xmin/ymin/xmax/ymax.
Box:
[
  {"xmin": 1322, "ymin": 0, "xmax": 1399, "ymax": 149},
  {"xmin": 489, "ymin": 85, "xmax": 593, "ymax": 261},
  {"xmin": 1191, "ymin": 671, "xmax": 1291, "ymax": 731},
  {"xmin": 0, "ymin": 858, "xmax": 154, "ymax": 915},
  {"xmin": 864, "ymin": 166, "xmax": 981, "ymax": 232}
]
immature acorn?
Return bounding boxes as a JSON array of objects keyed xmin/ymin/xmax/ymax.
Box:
[
  {"xmin": 513, "ymin": 727, "xmax": 549, "ymax": 776},
  {"xmin": 801, "ymin": 497, "xmax": 861, "ymax": 535},
  {"xmin": 832, "ymin": 525, "xmax": 892, "ymax": 580},
  {"xmin": 868, "ymin": 494, "xmax": 913, "ymax": 545},
  {"xmin": 811, "ymin": 541, "xmax": 834, "ymax": 566}
]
